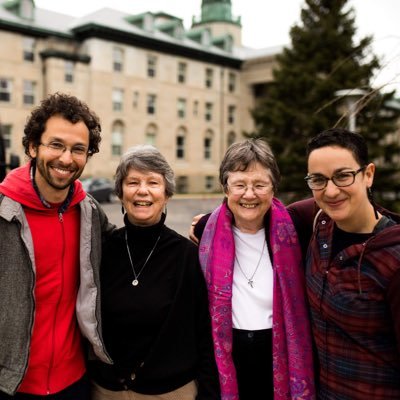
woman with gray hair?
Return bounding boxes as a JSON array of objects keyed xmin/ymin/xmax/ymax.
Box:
[
  {"xmin": 78, "ymin": 145, "xmax": 220, "ymax": 400},
  {"xmin": 192, "ymin": 139, "xmax": 315, "ymax": 400}
]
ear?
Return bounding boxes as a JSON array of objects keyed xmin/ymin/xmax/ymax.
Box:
[
  {"xmin": 28, "ymin": 142, "xmax": 38, "ymax": 159},
  {"xmin": 365, "ymin": 163, "xmax": 375, "ymax": 186}
]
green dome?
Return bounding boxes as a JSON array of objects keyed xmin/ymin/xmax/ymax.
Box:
[{"xmin": 199, "ymin": 0, "xmax": 240, "ymax": 25}]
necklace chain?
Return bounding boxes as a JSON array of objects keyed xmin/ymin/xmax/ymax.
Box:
[
  {"xmin": 234, "ymin": 238, "xmax": 266, "ymax": 288},
  {"xmin": 125, "ymin": 230, "xmax": 161, "ymax": 287}
]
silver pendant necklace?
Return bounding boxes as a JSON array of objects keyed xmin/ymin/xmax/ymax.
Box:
[
  {"xmin": 234, "ymin": 239, "xmax": 266, "ymax": 288},
  {"xmin": 125, "ymin": 230, "xmax": 161, "ymax": 287}
]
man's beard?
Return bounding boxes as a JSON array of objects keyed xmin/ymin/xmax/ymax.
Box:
[{"xmin": 35, "ymin": 157, "xmax": 83, "ymax": 191}]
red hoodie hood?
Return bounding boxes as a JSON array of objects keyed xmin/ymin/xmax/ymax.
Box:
[{"xmin": 0, "ymin": 162, "xmax": 86, "ymax": 210}]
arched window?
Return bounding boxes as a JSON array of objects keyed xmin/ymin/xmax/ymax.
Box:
[
  {"xmin": 111, "ymin": 121, "xmax": 124, "ymax": 156},
  {"xmin": 145, "ymin": 123, "xmax": 157, "ymax": 145}
]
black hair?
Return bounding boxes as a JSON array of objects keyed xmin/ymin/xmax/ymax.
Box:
[
  {"xmin": 22, "ymin": 92, "xmax": 101, "ymax": 158},
  {"xmin": 306, "ymin": 128, "xmax": 368, "ymax": 166}
]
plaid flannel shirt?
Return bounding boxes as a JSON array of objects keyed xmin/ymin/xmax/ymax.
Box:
[{"xmin": 306, "ymin": 212, "xmax": 400, "ymax": 400}]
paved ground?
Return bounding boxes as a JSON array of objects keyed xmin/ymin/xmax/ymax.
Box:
[{"xmin": 100, "ymin": 194, "xmax": 224, "ymax": 238}]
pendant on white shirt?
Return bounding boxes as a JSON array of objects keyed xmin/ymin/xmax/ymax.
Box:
[{"xmin": 234, "ymin": 239, "xmax": 266, "ymax": 288}]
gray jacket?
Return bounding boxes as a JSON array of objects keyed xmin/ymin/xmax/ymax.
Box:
[{"xmin": 0, "ymin": 193, "xmax": 113, "ymax": 395}]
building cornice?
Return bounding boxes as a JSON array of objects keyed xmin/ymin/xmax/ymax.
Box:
[
  {"xmin": 72, "ymin": 23, "xmax": 242, "ymax": 69},
  {"xmin": 0, "ymin": 19, "xmax": 72, "ymax": 39}
]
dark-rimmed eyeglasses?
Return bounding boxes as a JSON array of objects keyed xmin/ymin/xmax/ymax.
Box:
[
  {"xmin": 304, "ymin": 166, "xmax": 366, "ymax": 191},
  {"xmin": 40, "ymin": 141, "xmax": 90, "ymax": 160}
]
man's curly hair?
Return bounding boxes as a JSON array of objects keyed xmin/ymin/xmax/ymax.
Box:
[{"xmin": 22, "ymin": 92, "xmax": 102, "ymax": 158}]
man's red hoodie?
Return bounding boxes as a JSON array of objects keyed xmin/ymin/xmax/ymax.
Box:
[{"xmin": 0, "ymin": 163, "xmax": 87, "ymax": 394}]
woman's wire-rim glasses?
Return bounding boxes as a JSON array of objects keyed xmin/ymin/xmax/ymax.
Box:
[
  {"xmin": 304, "ymin": 166, "xmax": 366, "ymax": 191},
  {"xmin": 227, "ymin": 183, "xmax": 273, "ymax": 195}
]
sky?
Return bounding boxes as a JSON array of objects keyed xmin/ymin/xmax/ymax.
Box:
[{"xmin": 34, "ymin": 0, "xmax": 400, "ymax": 94}]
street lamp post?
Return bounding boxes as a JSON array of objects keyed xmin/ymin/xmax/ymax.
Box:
[{"xmin": 334, "ymin": 88, "xmax": 367, "ymax": 131}]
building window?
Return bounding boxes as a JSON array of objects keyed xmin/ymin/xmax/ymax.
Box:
[
  {"xmin": 176, "ymin": 176, "xmax": 188, "ymax": 194},
  {"xmin": 113, "ymin": 47, "xmax": 124, "ymax": 72},
  {"xmin": 111, "ymin": 121, "xmax": 124, "ymax": 156},
  {"xmin": 205, "ymin": 68, "xmax": 213, "ymax": 88},
  {"xmin": 0, "ymin": 79, "xmax": 12, "ymax": 102},
  {"xmin": 147, "ymin": 94, "xmax": 156, "ymax": 114},
  {"xmin": 176, "ymin": 129, "xmax": 186, "ymax": 159},
  {"xmin": 23, "ymin": 37, "xmax": 35, "ymax": 62},
  {"xmin": 65, "ymin": 61, "xmax": 74, "ymax": 83},
  {"xmin": 147, "ymin": 55, "xmax": 157, "ymax": 78},
  {"xmin": 177, "ymin": 98, "xmax": 186, "ymax": 118},
  {"xmin": 193, "ymin": 100, "xmax": 199, "ymax": 116},
  {"xmin": 145, "ymin": 124, "xmax": 157, "ymax": 145},
  {"xmin": 227, "ymin": 131, "xmax": 236, "ymax": 147},
  {"xmin": 1, "ymin": 124, "xmax": 12, "ymax": 149},
  {"xmin": 205, "ymin": 102, "xmax": 213, "ymax": 121},
  {"xmin": 205, "ymin": 175, "xmax": 214, "ymax": 191},
  {"xmin": 23, "ymin": 80, "xmax": 35, "ymax": 105},
  {"xmin": 133, "ymin": 91, "xmax": 139, "ymax": 108},
  {"xmin": 177, "ymin": 62, "xmax": 187, "ymax": 83},
  {"xmin": 112, "ymin": 88, "xmax": 124, "ymax": 111},
  {"xmin": 228, "ymin": 105, "xmax": 236, "ymax": 124},
  {"xmin": 204, "ymin": 131, "xmax": 213, "ymax": 160},
  {"xmin": 228, "ymin": 72, "xmax": 236, "ymax": 93}
]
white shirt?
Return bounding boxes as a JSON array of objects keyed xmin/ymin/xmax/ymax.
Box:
[{"xmin": 232, "ymin": 226, "xmax": 273, "ymax": 330}]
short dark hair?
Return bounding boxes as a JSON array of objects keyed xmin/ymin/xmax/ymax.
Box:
[
  {"xmin": 219, "ymin": 138, "xmax": 280, "ymax": 192},
  {"xmin": 114, "ymin": 145, "xmax": 175, "ymax": 199},
  {"xmin": 22, "ymin": 92, "xmax": 102, "ymax": 158},
  {"xmin": 306, "ymin": 128, "xmax": 369, "ymax": 166}
]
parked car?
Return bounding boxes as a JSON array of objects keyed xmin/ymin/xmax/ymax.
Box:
[{"xmin": 81, "ymin": 177, "xmax": 114, "ymax": 203}]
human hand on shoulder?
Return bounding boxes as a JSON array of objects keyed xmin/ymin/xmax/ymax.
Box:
[{"xmin": 189, "ymin": 214, "xmax": 205, "ymax": 244}]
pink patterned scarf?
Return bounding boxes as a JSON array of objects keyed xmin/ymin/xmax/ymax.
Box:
[{"xmin": 199, "ymin": 198, "xmax": 315, "ymax": 400}]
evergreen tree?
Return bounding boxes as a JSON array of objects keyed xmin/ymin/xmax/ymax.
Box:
[{"xmin": 251, "ymin": 0, "xmax": 400, "ymax": 208}]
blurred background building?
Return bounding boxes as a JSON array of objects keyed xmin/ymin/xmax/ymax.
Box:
[{"xmin": 0, "ymin": 0, "xmax": 280, "ymax": 192}]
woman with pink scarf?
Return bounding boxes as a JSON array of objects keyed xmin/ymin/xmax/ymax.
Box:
[{"xmin": 195, "ymin": 139, "xmax": 315, "ymax": 400}]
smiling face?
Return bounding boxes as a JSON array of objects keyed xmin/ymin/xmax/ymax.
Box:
[
  {"xmin": 225, "ymin": 162, "xmax": 274, "ymax": 233},
  {"xmin": 29, "ymin": 115, "xmax": 89, "ymax": 203},
  {"xmin": 121, "ymin": 168, "xmax": 169, "ymax": 226},
  {"xmin": 307, "ymin": 145, "xmax": 376, "ymax": 232}
]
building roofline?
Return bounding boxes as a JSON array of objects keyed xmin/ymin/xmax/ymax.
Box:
[
  {"xmin": 0, "ymin": 18, "xmax": 72, "ymax": 38},
  {"xmin": 72, "ymin": 23, "xmax": 242, "ymax": 68}
]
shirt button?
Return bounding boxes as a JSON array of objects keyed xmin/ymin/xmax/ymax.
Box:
[
  {"xmin": 248, "ymin": 332, "xmax": 254, "ymax": 338},
  {"xmin": 323, "ymin": 244, "xmax": 328, "ymax": 249},
  {"xmin": 321, "ymin": 220, "xmax": 326, "ymax": 225}
]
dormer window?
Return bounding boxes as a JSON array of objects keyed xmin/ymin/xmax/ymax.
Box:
[
  {"xmin": 4, "ymin": 0, "xmax": 35, "ymax": 20},
  {"xmin": 21, "ymin": 0, "xmax": 34, "ymax": 20},
  {"xmin": 125, "ymin": 12, "xmax": 154, "ymax": 32}
]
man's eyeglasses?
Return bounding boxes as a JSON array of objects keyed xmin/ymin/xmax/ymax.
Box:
[
  {"xmin": 304, "ymin": 166, "xmax": 366, "ymax": 191},
  {"xmin": 40, "ymin": 141, "xmax": 90, "ymax": 160},
  {"xmin": 227, "ymin": 183, "xmax": 273, "ymax": 196}
]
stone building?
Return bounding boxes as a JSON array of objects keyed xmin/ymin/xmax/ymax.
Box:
[{"xmin": 0, "ymin": 0, "xmax": 279, "ymax": 192}]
